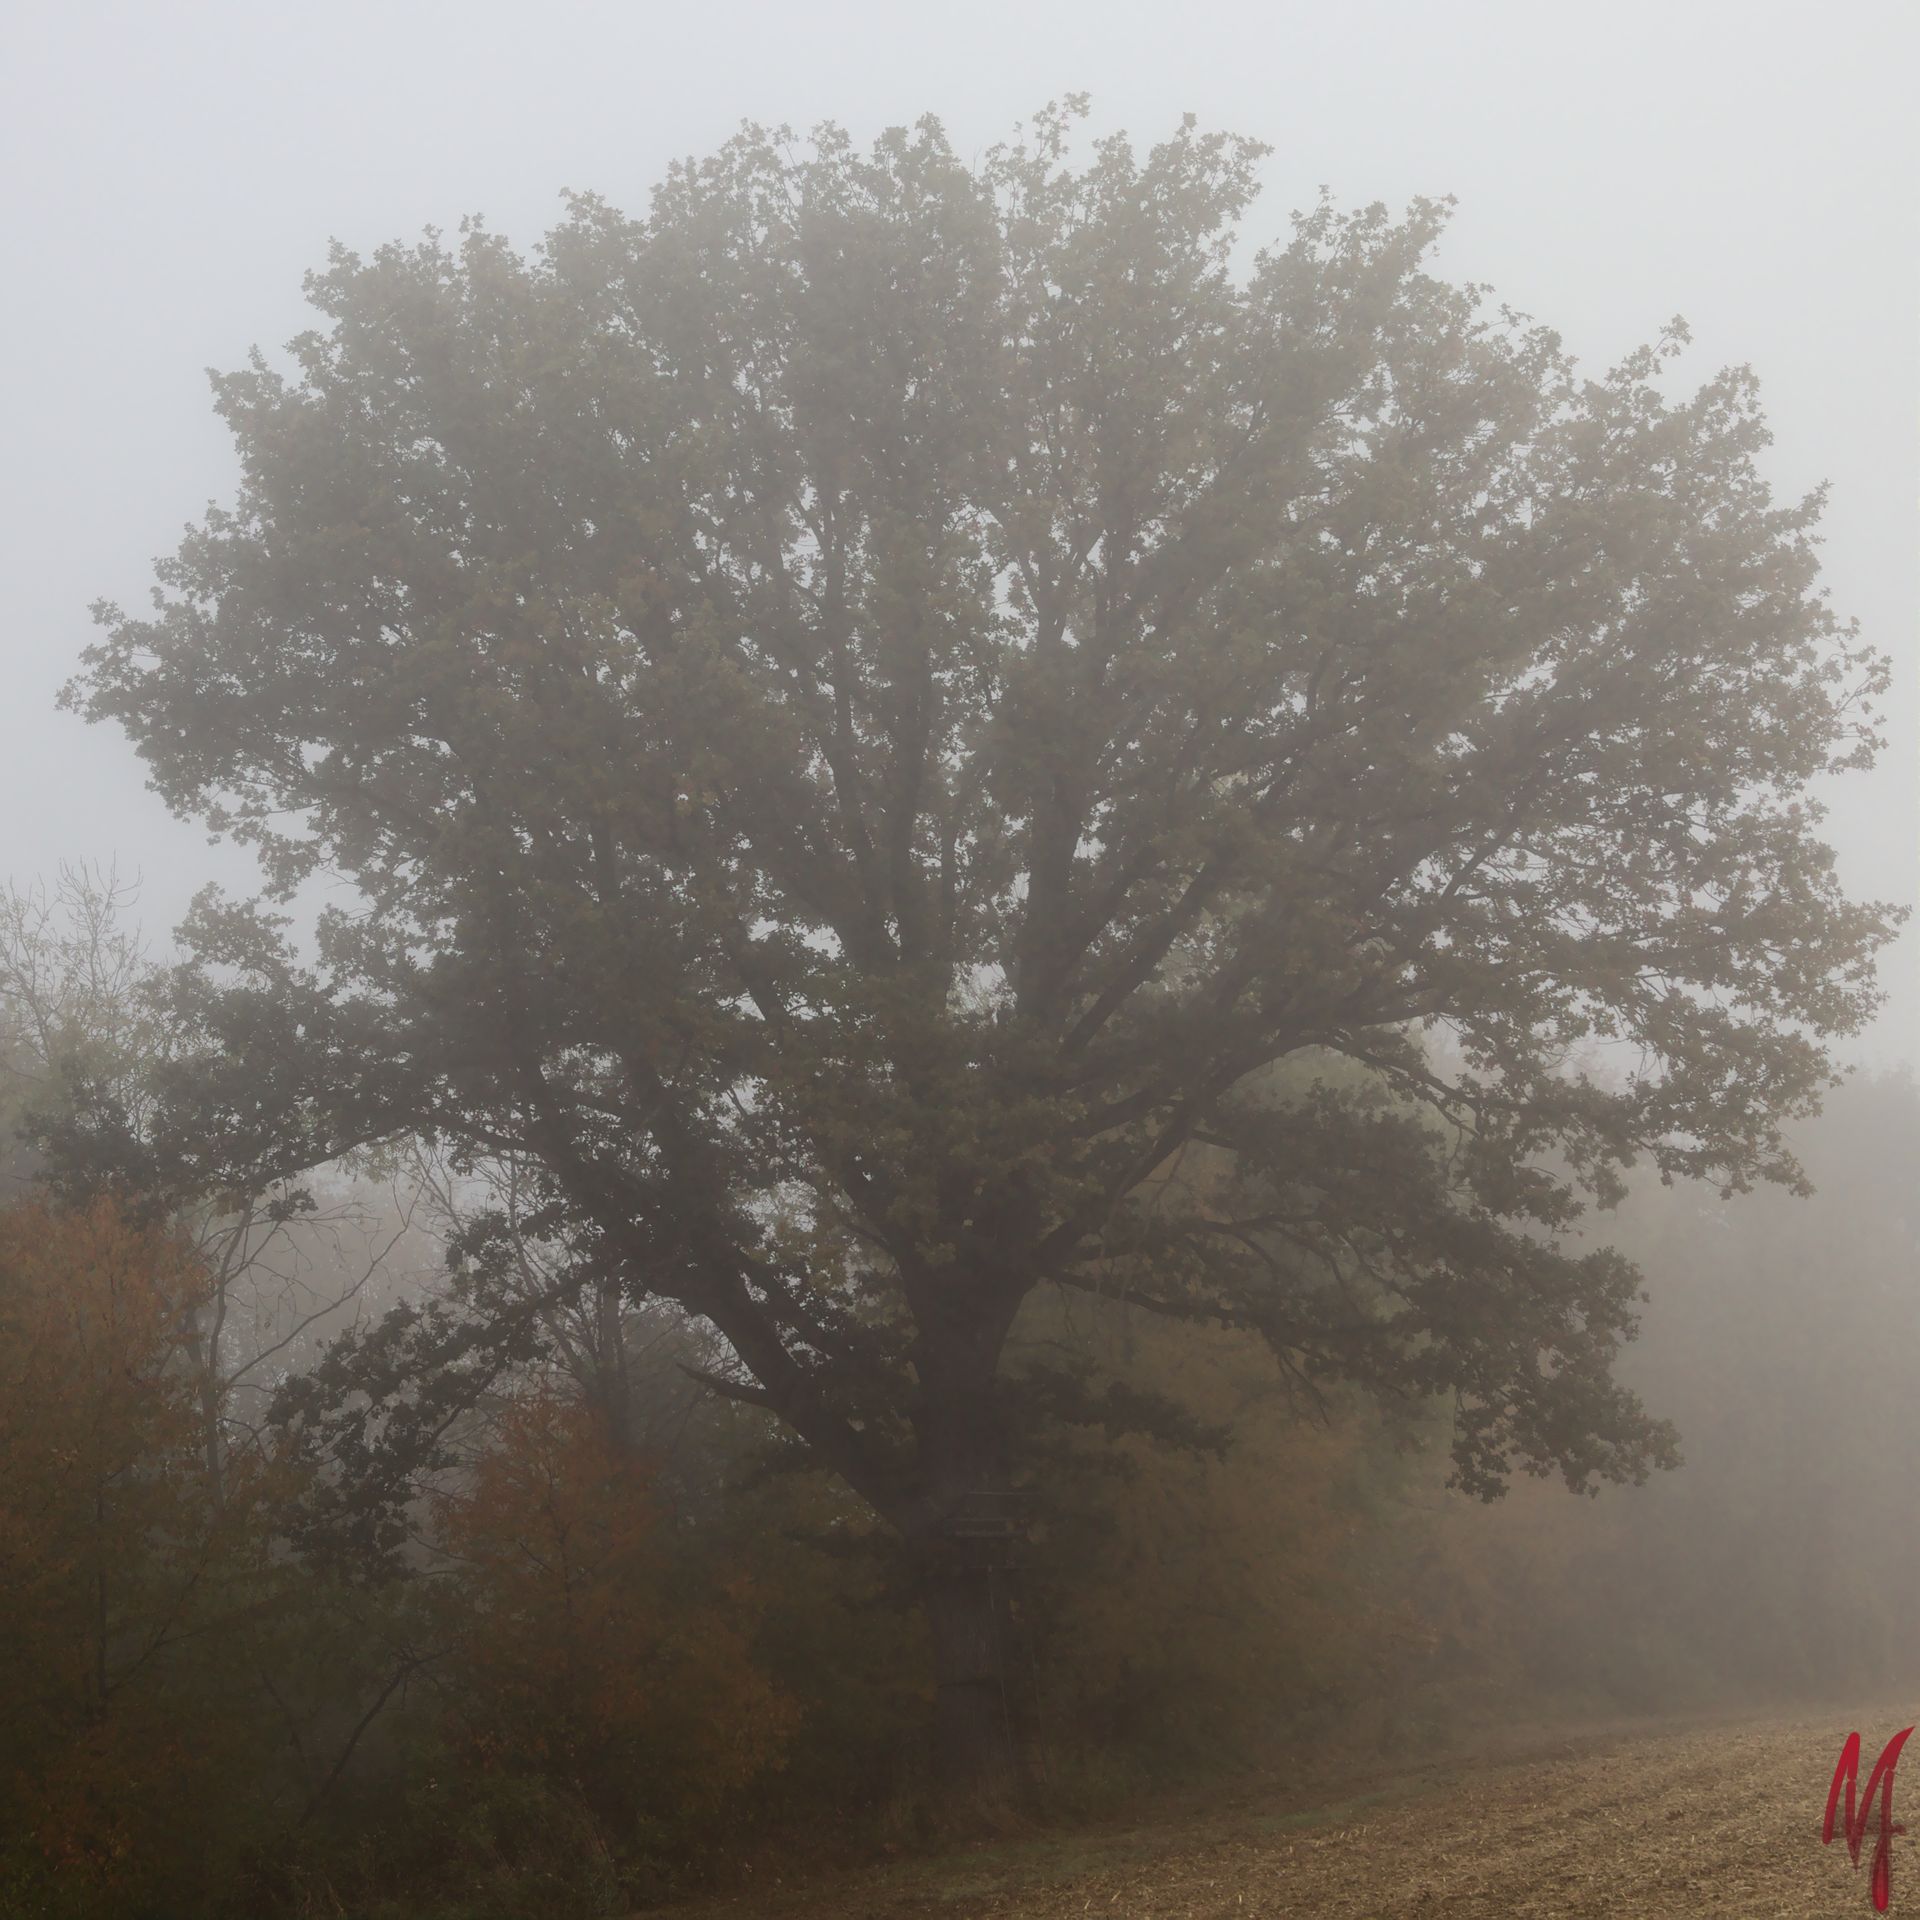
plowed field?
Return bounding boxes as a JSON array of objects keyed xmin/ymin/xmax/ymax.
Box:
[{"xmin": 669, "ymin": 1709, "xmax": 1912, "ymax": 1917}]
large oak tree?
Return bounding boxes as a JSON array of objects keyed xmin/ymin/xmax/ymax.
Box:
[{"xmin": 71, "ymin": 103, "xmax": 1895, "ymax": 1794}]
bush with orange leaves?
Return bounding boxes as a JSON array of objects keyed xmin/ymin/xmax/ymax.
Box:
[
  {"xmin": 433, "ymin": 1385, "xmax": 798, "ymax": 1859},
  {"xmin": 0, "ymin": 1197, "xmax": 295, "ymax": 1911}
]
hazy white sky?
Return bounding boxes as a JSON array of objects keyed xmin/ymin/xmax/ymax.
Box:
[{"xmin": 4, "ymin": 0, "xmax": 1915, "ymax": 1058}]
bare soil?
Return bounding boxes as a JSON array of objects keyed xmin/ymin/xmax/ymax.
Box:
[{"xmin": 664, "ymin": 1707, "xmax": 1916, "ymax": 1916}]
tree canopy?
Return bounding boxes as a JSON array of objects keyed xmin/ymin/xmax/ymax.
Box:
[{"xmin": 69, "ymin": 102, "xmax": 1895, "ymax": 1787}]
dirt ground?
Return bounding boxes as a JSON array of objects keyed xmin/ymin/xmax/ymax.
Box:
[{"xmin": 667, "ymin": 1708, "xmax": 1918, "ymax": 1917}]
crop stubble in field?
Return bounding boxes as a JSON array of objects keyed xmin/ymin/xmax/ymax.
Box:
[{"xmin": 673, "ymin": 1711, "xmax": 1911, "ymax": 1917}]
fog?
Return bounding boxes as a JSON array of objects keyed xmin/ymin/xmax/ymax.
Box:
[{"xmin": 1, "ymin": 5, "xmax": 1915, "ymax": 1912}]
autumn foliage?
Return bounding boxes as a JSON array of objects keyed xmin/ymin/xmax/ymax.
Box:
[
  {"xmin": 435, "ymin": 1388, "xmax": 798, "ymax": 1840},
  {"xmin": 0, "ymin": 1200, "xmax": 253, "ymax": 1903},
  {"xmin": 0, "ymin": 1199, "xmax": 804, "ymax": 1914}
]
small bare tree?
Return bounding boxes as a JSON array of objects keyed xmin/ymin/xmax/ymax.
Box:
[{"xmin": 0, "ymin": 864, "xmax": 431, "ymax": 1499}]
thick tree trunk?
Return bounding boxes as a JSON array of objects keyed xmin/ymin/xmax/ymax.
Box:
[
  {"xmin": 912, "ymin": 1308, "xmax": 1028, "ymax": 1814},
  {"xmin": 923, "ymin": 1547, "xmax": 1019, "ymax": 1811}
]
